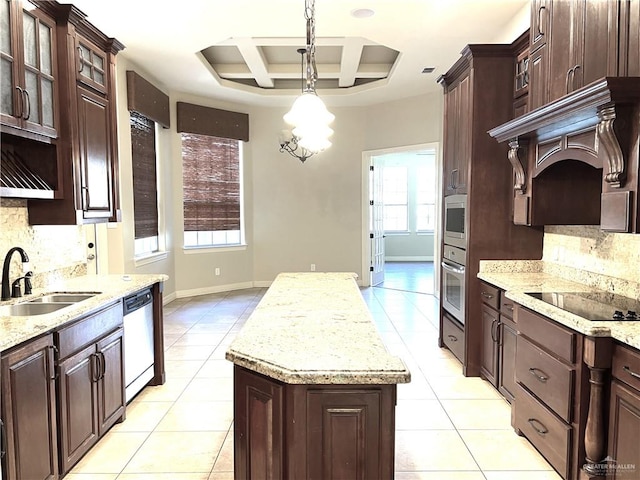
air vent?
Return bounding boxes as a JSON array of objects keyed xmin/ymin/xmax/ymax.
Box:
[{"xmin": 422, "ymin": 67, "xmax": 436, "ymax": 74}]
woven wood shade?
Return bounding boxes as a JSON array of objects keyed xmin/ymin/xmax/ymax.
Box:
[
  {"xmin": 181, "ymin": 133, "xmax": 240, "ymax": 232},
  {"xmin": 130, "ymin": 112, "xmax": 159, "ymax": 239}
]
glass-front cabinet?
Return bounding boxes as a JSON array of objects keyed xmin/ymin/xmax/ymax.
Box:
[{"xmin": 0, "ymin": 0, "xmax": 57, "ymax": 138}]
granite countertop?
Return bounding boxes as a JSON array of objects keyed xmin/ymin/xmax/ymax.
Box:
[
  {"xmin": 225, "ymin": 272, "xmax": 411, "ymax": 385},
  {"xmin": 478, "ymin": 261, "xmax": 640, "ymax": 350},
  {"xmin": 0, "ymin": 273, "xmax": 168, "ymax": 352}
]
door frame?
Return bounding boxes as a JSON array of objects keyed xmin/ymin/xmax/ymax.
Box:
[{"xmin": 360, "ymin": 142, "xmax": 442, "ymax": 290}]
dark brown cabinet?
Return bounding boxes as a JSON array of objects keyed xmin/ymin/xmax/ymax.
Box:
[
  {"xmin": 607, "ymin": 343, "xmax": 640, "ymax": 479},
  {"xmin": 442, "ymin": 74, "xmax": 470, "ymax": 195},
  {"xmin": 479, "ymin": 283, "xmax": 517, "ymax": 404},
  {"xmin": 234, "ymin": 365, "xmax": 396, "ymax": 479},
  {"xmin": 513, "ymin": 305, "xmax": 589, "ymax": 480},
  {"xmin": 480, "ymin": 302, "xmax": 499, "ymax": 386},
  {"xmin": 14, "ymin": 1, "xmax": 124, "ymax": 224},
  {"xmin": 1, "ymin": 334, "xmax": 58, "ymax": 480},
  {"xmin": 438, "ymin": 43, "xmax": 543, "ymax": 377},
  {"xmin": 0, "ymin": 0, "xmax": 58, "ymax": 139},
  {"xmin": 56, "ymin": 302, "xmax": 124, "ymax": 475},
  {"xmin": 528, "ymin": 0, "xmax": 614, "ymax": 110}
]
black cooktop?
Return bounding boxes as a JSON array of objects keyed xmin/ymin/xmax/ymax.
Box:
[{"xmin": 527, "ymin": 291, "xmax": 640, "ymax": 321}]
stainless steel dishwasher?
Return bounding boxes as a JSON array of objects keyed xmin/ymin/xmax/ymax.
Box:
[{"xmin": 123, "ymin": 288, "xmax": 155, "ymax": 402}]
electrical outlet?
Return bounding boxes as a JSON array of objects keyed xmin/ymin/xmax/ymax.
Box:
[
  {"xmin": 310, "ymin": 264, "xmax": 316, "ymax": 271},
  {"xmin": 215, "ymin": 268, "xmax": 221, "ymax": 276}
]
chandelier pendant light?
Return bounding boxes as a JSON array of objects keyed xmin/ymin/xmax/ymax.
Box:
[{"xmin": 280, "ymin": 0, "xmax": 334, "ymax": 163}]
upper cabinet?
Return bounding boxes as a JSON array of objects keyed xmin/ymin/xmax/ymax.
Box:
[
  {"xmin": 23, "ymin": 2, "xmax": 124, "ymax": 224},
  {"xmin": 490, "ymin": 0, "xmax": 640, "ymax": 233},
  {"xmin": 0, "ymin": 0, "xmax": 58, "ymax": 139},
  {"xmin": 441, "ymin": 73, "xmax": 470, "ymax": 195}
]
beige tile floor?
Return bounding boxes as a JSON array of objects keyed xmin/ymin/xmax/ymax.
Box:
[{"xmin": 67, "ymin": 286, "xmax": 561, "ymax": 480}]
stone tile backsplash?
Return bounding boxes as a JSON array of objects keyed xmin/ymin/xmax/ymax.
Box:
[
  {"xmin": 543, "ymin": 226, "xmax": 640, "ymax": 285},
  {"xmin": 0, "ymin": 199, "xmax": 86, "ymax": 291}
]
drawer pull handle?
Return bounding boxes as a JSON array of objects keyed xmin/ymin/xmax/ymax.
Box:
[
  {"xmin": 481, "ymin": 292, "xmax": 494, "ymax": 299},
  {"xmin": 623, "ymin": 366, "xmax": 640, "ymax": 380},
  {"xmin": 528, "ymin": 367, "xmax": 548, "ymax": 383},
  {"xmin": 447, "ymin": 334, "xmax": 458, "ymax": 342},
  {"xmin": 504, "ymin": 304, "xmax": 513, "ymax": 311},
  {"xmin": 527, "ymin": 418, "xmax": 548, "ymax": 435}
]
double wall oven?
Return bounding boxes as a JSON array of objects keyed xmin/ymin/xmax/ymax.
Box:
[{"xmin": 442, "ymin": 195, "xmax": 467, "ymax": 325}]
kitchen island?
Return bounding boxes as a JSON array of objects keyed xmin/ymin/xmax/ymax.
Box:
[{"xmin": 226, "ymin": 272, "xmax": 411, "ymax": 480}]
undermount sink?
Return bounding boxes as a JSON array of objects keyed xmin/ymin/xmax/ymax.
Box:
[
  {"xmin": 28, "ymin": 293, "xmax": 97, "ymax": 303},
  {"xmin": 0, "ymin": 292, "xmax": 98, "ymax": 316},
  {"xmin": 0, "ymin": 302, "xmax": 73, "ymax": 316}
]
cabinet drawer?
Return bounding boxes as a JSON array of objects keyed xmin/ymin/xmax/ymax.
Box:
[
  {"xmin": 612, "ymin": 343, "xmax": 640, "ymax": 392},
  {"xmin": 515, "ymin": 385, "xmax": 571, "ymax": 479},
  {"xmin": 56, "ymin": 301, "xmax": 123, "ymax": 360},
  {"xmin": 499, "ymin": 291, "xmax": 515, "ymax": 319},
  {"xmin": 516, "ymin": 306, "xmax": 577, "ymax": 363},
  {"xmin": 516, "ymin": 336, "xmax": 574, "ymax": 422},
  {"xmin": 479, "ymin": 282, "xmax": 500, "ymax": 310},
  {"xmin": 442, "ymin": 313, "xmax": 465, "ymax": 363}
]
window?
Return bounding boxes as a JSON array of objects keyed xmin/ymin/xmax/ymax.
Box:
[
  {"xmin": 416, "ymin": 164, "xmax": 436, "ymax": 231},
  {"xmin": 130, "ymin": 111, "xmax": 159, "ymax": 257},
  {"xmin": 382, "ymin": 166, "xmax": 408, "ymax": 231},
  {"xmin": 181, "ymin": 133, "xmax": 243, "ymax": 248}
]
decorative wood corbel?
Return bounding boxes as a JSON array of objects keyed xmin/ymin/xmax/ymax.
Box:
[
  {"xmin": 508, "ymin": 138, "xmax": 527, "ymax": 193},
  {"xmin": 597, "ymin": 106, "xmax": 625, "ymax": 188}
]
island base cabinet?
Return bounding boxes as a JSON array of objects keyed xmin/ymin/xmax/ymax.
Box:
[
  {"xmin": 234, "ymin": 365, "xmax": 284, "ymax": 480},
  {"xmin": 233, "ymin": 365, "xmax": 397, "ymax": 480},
  {"xmin": 1, "ymin": 335, "xmax": 58, "ymax": 480}
]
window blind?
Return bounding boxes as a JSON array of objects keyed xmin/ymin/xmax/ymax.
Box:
[
  {"xmin": 181, "ymin": 133, "xmax": 240, "ymax": 232},
  {"xmin": 130, "ymin": 112, "xmax": 159, "ymax": 239}
]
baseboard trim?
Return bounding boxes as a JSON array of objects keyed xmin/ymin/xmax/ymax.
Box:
[
  {"xmin": 385, "ymin": 256, "xmax": 434, "ymax": 262},
  {"xmin": 175, "ymin": 281, "xmax": 255, "ymax": 299}
]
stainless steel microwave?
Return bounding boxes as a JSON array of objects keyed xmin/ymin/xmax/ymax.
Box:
[{"xmin": 443, "ymin": 194, "xmax": 467, "ymax": 249}]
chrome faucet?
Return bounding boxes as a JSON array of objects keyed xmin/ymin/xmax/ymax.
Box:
[{"xmin": 2, "ymin": 247, "xmax": 30, "ymax": 301}]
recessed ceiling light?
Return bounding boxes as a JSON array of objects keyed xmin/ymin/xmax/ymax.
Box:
[{"xmin": 351, "ymin": 8, "xmax": 375, "ymax": 18}]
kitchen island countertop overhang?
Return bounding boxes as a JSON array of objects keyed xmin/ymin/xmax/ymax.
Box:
[{"xmin": 225, "ymin": 271, "xmax": 411, "ymax": 384}]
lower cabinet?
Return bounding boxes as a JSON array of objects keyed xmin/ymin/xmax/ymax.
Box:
[
  {"xmin": 607, "ymin": 343, "xmax": 640, "ymax": 479},
  {"xmin": 441, "ymin": 312, "xmax": 465, "ymax": 364},
  {"xmin": 513, "ymin": 305, "xmax": 588, "ymax": 480},
  {"xmin": 479, "ymin": 282, "xmax": 517, "ymax": 404},
  {"xmin": 56, "ymin": 303, "xmax": 125, "ymax": 475},
  {"xmin": 1, "ymin": 335, "xmax": 58, "ymax": 480},
  {"xmin": 234, "ymin": 365, "xmax": 397, "ymax": 480}
]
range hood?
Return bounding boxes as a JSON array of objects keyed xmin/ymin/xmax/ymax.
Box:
[{"xmin": 488, "ymin": 77, "xmax": 640, "ymax": 232}]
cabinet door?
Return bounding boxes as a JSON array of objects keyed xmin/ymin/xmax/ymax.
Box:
[
  {"xmin": 77, "ymin": 86, "xmax": 116, "ymax": 221},
  {"xmin": 97, "ymin": 328, "xmax": 125, "ymax": 435},
  {"xmin": 572, "ymin": 0, "xmax": 613, "ymax": 90},
  {"xmin": 1, "ymin": 335, "xmax": 58, "ymax": 480},
  {"xmin": 608, "ymin": 380, "xmax": 640, "ymax": 479},
  {"xmin": 530, "ymin": 0, "xmax": 550, "ymax": 52},
  {"xmin": 443, "ymin": 84, "xmax": 459, "ymax": 196},
  {"xmin": 455, "ymin": 74, "xmax": 470, "ymax": 194},
  {"xmin": 480, "ymin": 304, "xmax": 499, "ymax": 387},
  {"xmin": 234, "ymin": 366, "xmax": 283, "ymax": 480},
  {"xmin": 0, "ymin": 0, "xmax": 22, "ymax": 129},
  {"xmin": 58, "ymin": 343, "xmax": 99, "ymax": 474},
  {"xmin": 0, "ymin": 0, "xmax": 57, "ymax": 137},
  {"xmin": 528, "ymin": 46, "xmax": 548, "ymax": 110},
  {"xmin": 498, "ymin": 317, "xmax": 517, "ymax": 403},
  {"xmin": 547, "ymin": 0, "xmax": 573, "ymax": 103},
  {"xmin": 306, "ymin": 387, "xmax": 393, "ymax": 480},
  {"xmin": 76, "ymin": 35, "xmax": 108, "ymax": 94}
]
